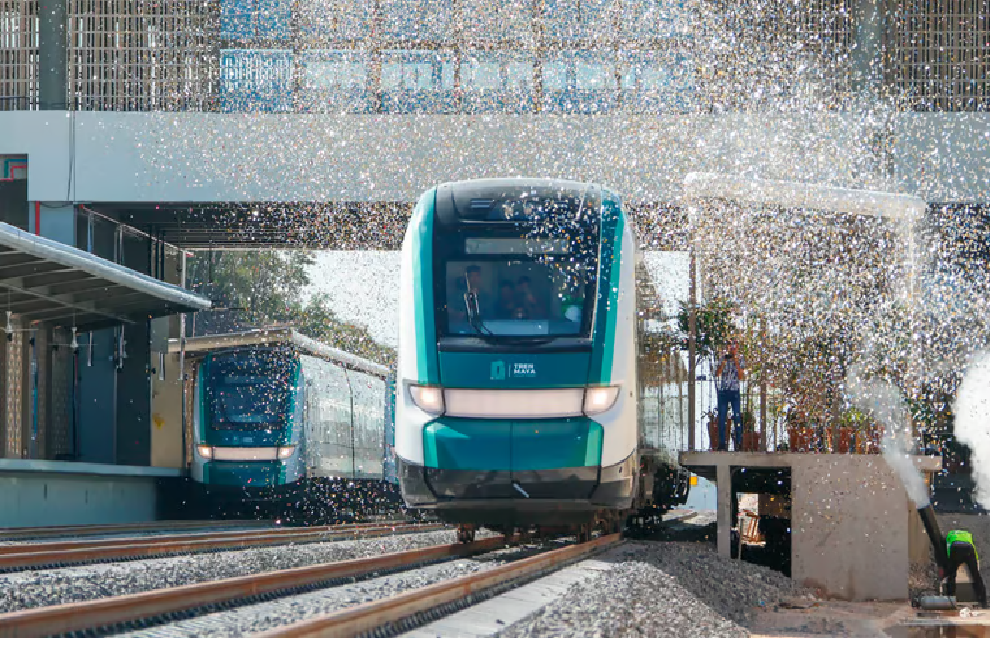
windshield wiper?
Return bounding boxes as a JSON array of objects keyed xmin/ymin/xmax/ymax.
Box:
[{"xmin": 464, "ymin": 291, "xmax": 497, "ymax": 341}]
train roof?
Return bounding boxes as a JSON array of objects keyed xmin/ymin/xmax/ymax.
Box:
[{"xmin": 168, "ymin": 328, "xmax": 391, "ymax": 379}]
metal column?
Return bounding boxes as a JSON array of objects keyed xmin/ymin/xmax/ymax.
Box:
[
  {"xmin": 851, "ymin": 0, "xmax": 881, "ymax": 96},
  {"xmin": 38, "ymin": 0, "xmax": 67, "ymax": 109}
]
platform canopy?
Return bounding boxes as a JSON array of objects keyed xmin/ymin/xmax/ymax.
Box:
[
  {"xmin": 682, "ymin": 173, "xmax": 928, "ymax": 222},
  {"xmin": 0, "ymin": 222, "xmax": 211, "ymax": 331},
  {"xmin": 169, "ymin": 327, "xmax": 391, "ymax": 379}
]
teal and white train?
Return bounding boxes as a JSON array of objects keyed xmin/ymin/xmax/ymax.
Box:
[
  {"xmin": 178, "ymin": 329, "xmax": 399, "ymax": 519},
  {"xmin": 395, "ymin": 178, "xmax": 689, "ymax": 532}
]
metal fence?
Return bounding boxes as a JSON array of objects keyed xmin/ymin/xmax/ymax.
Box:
[
  {"xmin": 884, "ymin": 0, "xmax": 990, "ymax": 111},
  {"xmin": 0, "ymin": 0, "xmax": 38, "ymax": 110},
  {"xmin": 67, "ymin": 0, "xmax": 218, "ymax": 111}
]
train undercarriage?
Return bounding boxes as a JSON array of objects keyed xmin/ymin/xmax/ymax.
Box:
[{"xmin": 415, "ymin": 452, "xmax": 692, "ymax": 542}]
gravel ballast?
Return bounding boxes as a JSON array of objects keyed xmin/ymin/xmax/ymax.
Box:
[
  {"xmin": 498, "ymin": 541, "xmax": 813, "ymax": 638},
  {"xmin": 0, "ymin": 529, "xmax": 474, "ymax": 614},
  {"xmin": 117, "ymin": 555, "xmax": 505, "ymax": 637}
]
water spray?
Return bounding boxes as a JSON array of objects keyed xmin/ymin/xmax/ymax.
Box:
[{"xmin": 952, "ymin": 350, "xmax": 990, "ymax": 511}]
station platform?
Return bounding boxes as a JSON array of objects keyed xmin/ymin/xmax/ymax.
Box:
[
  {"xmin": 0, "ymin": 459, "xmax": 183, "ymax": 528},
  {"xmin": 679, "ymin": 451, "xmax": 942, "ymax": 601}
]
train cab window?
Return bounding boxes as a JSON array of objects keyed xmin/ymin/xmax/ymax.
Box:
[
  {"xmin": 433, "ymin": 181, "xmax": 602, "ymax": 345},
  {"xmin": 205, "ymin": 352, "xmax": 297, "ymax": 432},
  {"xmin": 442, "ymin": 258, "xmax": 593, "ymax": 338}
]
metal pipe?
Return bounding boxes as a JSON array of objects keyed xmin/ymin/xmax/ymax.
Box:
[
  {"xmin": 688, "ymin": 249, "xmax": 696, "ymax": 452},
  {"xmin": 918, "ymin": 504, "xmax": 949, "ymax": 573}
]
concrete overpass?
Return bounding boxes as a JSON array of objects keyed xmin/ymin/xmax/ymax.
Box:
[{"xmin": 1, "ymin": 111, "xmax": 989, "ymax": 248}]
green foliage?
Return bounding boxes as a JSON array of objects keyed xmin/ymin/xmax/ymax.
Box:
[
  {"xmin": 838, "ymin": 407, "xmax": 871, "ymax": 429},
  {"xmin": 297, "ymin": 293, "xmax": 396, "ymax": 366},
  {"xmin": 677, "ymin": 297, "xmax": 736, "ymax": 362},
  {"xmin": 187, "ymin": 250, "xmax": 313, "ymax": 322},
  {"xmin": 186, "ymin": 250, "xmax": 395, "ymax": 366}
]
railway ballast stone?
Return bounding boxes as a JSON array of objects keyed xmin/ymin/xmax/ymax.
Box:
[
  {"xmin": 499, "ymin": 541, "xmax": 814, "ymax": 638},
  {"xmin": 0, "ymin": 529, "xmax": 480, "ymax": 614}
]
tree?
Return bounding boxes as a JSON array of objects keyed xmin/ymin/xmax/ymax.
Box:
[
  {"xmin": 185, "ymin": 250, "xmax": 394, "ymax": 365},
  {"xmin": 298, "ymin": 293, "xmax": 396, "ymax": 365},
  {"xmin": 677, "ymin": 297, "xmax": 736, "ymax": 366}
]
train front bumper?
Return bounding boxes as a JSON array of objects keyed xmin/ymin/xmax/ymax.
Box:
[{"xmin": 398, "ymin": 451, "xmax": 635, "ymax": 514}]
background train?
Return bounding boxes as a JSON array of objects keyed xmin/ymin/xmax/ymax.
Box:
[
  {"xmin": 394, "ymin": 178, "xmax": 690, "ymax": 538},
  {"xmin": 175, "ymin": 329, "xmax": 403, "ymax": 523}
]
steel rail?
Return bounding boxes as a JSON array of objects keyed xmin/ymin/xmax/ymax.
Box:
[
  {"xmin": 0, "ymin": 536, "xmax": 510, "ymax": 638},
  {"xmin": 258, "ymin": 533, "xmax": 622, "ymax": 638},
  {"xmin": 0, "ymin": 519, "xmax": 273, "ymax": 541},
  {"xmin": 0, "ymin": 521, "xmax": 432, "ymax": 555},
  {"xmin": 0, "ymin": 523, "xmax": 445, "ymax": 571}
]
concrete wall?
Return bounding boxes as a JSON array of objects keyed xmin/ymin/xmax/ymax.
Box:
[
  {"xmin": 0, "ymin": 459, "xmax": 180, "ymax": 527},
  {"xmin": 151, "ymin": 353, "xmax": 183, "ymax": 469},
  {"xmin": 0, "ymin": 111, "xmax": 988, "ymax": 205},
  {"xmin": 792, "ymin": 455, "xmax": 913, "ymax": 601}
]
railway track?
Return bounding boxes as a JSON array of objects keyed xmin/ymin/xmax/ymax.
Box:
[
  {"xmin": 0, "ymin": 535, "xmax": 511, "ymax": 637},
  {"xmin": 0, "ymin": 522, "xmax": 444, "ymax": 572},
  {"xmin": 0, "ymin": 519, "xmax": 273, "ymax": 542},
  {"xmin": 258, "ymin": 533, "xmax": 621, "ymax": 638}
]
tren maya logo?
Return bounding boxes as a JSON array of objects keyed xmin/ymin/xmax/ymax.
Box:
[{"xmin": 490, "ymin": 360, "xmax": 506, "ymax": 381}]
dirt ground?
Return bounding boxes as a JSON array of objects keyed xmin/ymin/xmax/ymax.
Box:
[
  {"xmin": 747, "ymin": 600, "xmax": 916, "ymax": 637},
  {"xmin": 745, "ymin": 512, "xmax": 989, "ymax": 637}
]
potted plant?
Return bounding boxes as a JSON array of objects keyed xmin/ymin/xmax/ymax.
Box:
[
  {"xmin": 787, "ymin": 410, "xmax": 815, "ymax": 453},
  {"xmin": 741, "ymin": 409, "xmax": 761, "ymax": 452},
  {"xmin": 706, "ymin": 410, "xmax": 721, "ymax": 451}
]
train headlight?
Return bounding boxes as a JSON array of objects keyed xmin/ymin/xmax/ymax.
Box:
[
  {"xmin": 583, "ymin": 386, "xmax": 620, "ymax": 415},
  {"xmin": 409, "ymin": 385, "xmax": 444, "ymax": 415},
  {"xmin": 196, "ymin": 445, "xmax": 214, "ymax": 460},
  {"xmin": 277, "ymin": 446, "xmax": 296, "ymax": 459}
]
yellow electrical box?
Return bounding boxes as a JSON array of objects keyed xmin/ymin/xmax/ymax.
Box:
[{"xmin": 690, "ymin": 475, "xmax": 698, "ymax": 486}]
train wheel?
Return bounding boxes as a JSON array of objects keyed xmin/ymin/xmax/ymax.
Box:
[{"xmin": 456, "ymin": 524, "xmax": 476, "ymax": 544}]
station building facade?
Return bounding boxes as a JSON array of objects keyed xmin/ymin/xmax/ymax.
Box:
[{"xmin": 0, "ymin": 0, "xmax": 987, "ymax": 522}]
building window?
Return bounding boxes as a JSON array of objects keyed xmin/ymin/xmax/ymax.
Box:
[
  {"xmin": 379, "ymin": 0, "xmax": 454, "ymax": 42},
  {"xmin": 380, "ymin": 49, "xmax": 457, "ymax": 113},
  {"xmin": 220, "ymin": 0, "xmax": 292, "ymax": 41},
  {"xmin": 460, "ymin": 51, "xmax": 533, "ymax": 113},
  {"xmin": 619, "ymin": 49, "xmax": 696, "ymax": 113},
  {"xmin": 542, "ymin": 50, "xmax": 616, "ymax": 113},
  {"xmin": 543, "ymin": 0, "xmax": 614, "ymax": 41},
  {"xmin": 296, "ymin": 50, "xmax": 370, "ymax": 113},
  {"xmin": 220, "ymin": 49, "xmax": 294, "ymax": 113},
  {"xmin": 295, "ymin": 0, "xmax": 373, "ymax": 42}
]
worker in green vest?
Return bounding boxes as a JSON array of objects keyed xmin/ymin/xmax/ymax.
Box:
[{"xmin": 944, "ymin": 529, "xmax": 987, "ymax": 608}]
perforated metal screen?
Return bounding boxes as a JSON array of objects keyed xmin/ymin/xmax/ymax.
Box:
[
  {"xmin": 2, "ymin": 0, "xmax": 989, "ymax": 112},
  {"xmin": 0, "ymin": 0, "xmax": 38, "ymax": 110}
]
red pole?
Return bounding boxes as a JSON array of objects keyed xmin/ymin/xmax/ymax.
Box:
[{"xmin": 34, "ymin": 201, "xmax": 41, "ymax": 235}]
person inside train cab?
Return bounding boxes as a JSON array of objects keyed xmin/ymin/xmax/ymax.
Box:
[
  {"xmin": 495, "ymin": 280, "xmax": 518, "ymax": 319},
  {"xmin": 516, "ymin": 275, "xmax": 547, "ymax": 319},
  {"xmin": 447, "ymin": 276, "xmax": 468, "ymax": 326},
  {"xmin": 463, "ymin": 265, "xmax": 494, "ymax": 321}
]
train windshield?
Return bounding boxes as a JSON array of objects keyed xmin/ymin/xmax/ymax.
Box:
[
  {"xmin": 205, "ymin": 351, "xmax": 297, "ymax": 432},
  {"xmin": 433, "ymin": 182, "xmax": 600, "ymax": 344}
]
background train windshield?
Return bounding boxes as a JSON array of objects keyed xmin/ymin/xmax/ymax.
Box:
[{"xmin": 205, "ymin": 352, "xmax": 297, "ymax": 432}]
